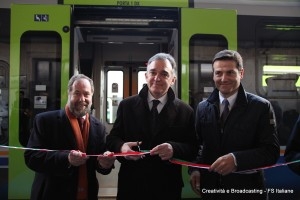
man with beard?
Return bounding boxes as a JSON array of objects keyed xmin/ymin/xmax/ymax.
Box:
[{"xmin": 24, "ymin": 74, "xmax": 115, "ymax": 200}]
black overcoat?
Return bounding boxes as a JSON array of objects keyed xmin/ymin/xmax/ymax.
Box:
[
  {"xmin": 24, "ymin": 109, "xmax": 111, "ymax": 200},
  {"xmin": 106, "ymin": 86, "xmax": 198, "ymax": 199}
]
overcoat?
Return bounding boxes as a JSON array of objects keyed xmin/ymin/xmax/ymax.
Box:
[
  {"xmin": 24, "ymin": 109, "xmax": 111, "ymax": 200},
  {"xmin": 106, "ymin": 86, "xmax": 198, "ymax": 199},
  {"xmin": 192, "ymin": 84, "xmax": 280, "ymax": 200}
]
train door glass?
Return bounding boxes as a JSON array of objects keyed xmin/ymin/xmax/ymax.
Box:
[
  {"xmin": 106, "ymin": 70, "xmax": 123, "ymax": 124},
  {"xmin": 18, "ymin": 31, "xmax": 62, "ymax": 147},
  {"xmin": 138, "ymin": 71, "xmax": 147, "ymax": 92},
  {"xmin": 106, "ymin": 66, "xmax": 146, "ymax": 124},
  {"xmin": 189, "ymin": 34, "xmax": 228, "ymax": 109}
]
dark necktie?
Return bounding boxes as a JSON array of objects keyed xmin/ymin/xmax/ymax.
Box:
[
  {"xmin": 151, "ymin": 100, "xmax": 160, "ymax": 134},
  {"xmin": 78, "ymin": 118, "xmax": 84, "ymax": 131},
  {"xmin": 221, "ymin": 99, "xmax": 230, "ymax": 126}
]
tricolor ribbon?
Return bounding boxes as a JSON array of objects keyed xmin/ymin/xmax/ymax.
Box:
[
  {"xmin": 169, "ymin": 158, "xmax": 300, "ymax": 173},
  {"xmin": 0, "ymin": 145, "xmax": 149, "ymax": 157},
  {"xmin": 0, "ymin": 145, "xmax": 56, "ymax": 152},
  {"xmin": 1, "ymin": 145, "xmax": 300, "ymax": 171}
]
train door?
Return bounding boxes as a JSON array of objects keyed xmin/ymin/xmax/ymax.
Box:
[
  {"xmin": 96, "ymin": 64, "xmax": 147, "ymax": 197},
  {"xmin": 180, "ymin": 8, "xmax": 237, "ymax": 198},
  {"xmin": 105, "ymin": 63, "xmax": 147, "ymax": 125},
  {"xmin": 181, "ymin": 8, "xmax": 237, "ymax": 104},
  {"xmin": 72, "ymin": 6, "xmax": 179, "ymax": 197},
  {"xmin": 9, "ymin": 4, "xmax": 70, "ymax": 199}
]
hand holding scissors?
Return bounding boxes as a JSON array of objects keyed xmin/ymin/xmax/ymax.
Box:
[{"xmin": 120, "ymin": 141, "xmax": 144, "ymax": 161}]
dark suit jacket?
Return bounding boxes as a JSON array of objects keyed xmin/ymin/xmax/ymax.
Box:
[
  {"xmin": 106, "ymin": 86, "xmax": 198, "ymax": 199},
  {"xmin": 191, "ymin": 84, "xmax": 280, "ymax": 200},
  {"xmin": 24, "ymin": 109, "xmax": 111, "ymax": 200}
]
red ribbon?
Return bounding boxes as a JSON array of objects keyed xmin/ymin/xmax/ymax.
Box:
[
  {"xmin": 169, "ymin": 159, "xmax": 210, "ymax": 169},
  {"xmin": 91, "ymin": 151, "xmax": 150, "ymax": 157}
]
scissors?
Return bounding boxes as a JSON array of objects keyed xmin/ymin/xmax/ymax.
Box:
[{"xmin": 136, "ymin": 141, "xmax": 141, "ymax": 152}]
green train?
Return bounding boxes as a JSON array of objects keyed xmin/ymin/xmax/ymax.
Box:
[{"xmin": 0, "ymin": 0, "xmax": 299, "ymax": 199}]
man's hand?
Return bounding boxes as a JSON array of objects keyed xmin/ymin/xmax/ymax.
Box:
[
  {"xmin": 68, "ymin": 150, "xmax": 89, "ymax": 167},
  {"xmin": 150, "ymin": 143, "xmax": 173, "ymax": 160},
  {"xmin": 209, "ymin": 153, "xmax": 237, "ymax": 175},
  {"xmin": 97, "ymin": 151, "xmax": 115, "ymax": 169},
  {"xmin": 121, "ymin": 141, "xmax": 144, "ymax": 161},
  {"xmin": 190, "ymin": 170, "xmax": 201, "ymax": 196}
]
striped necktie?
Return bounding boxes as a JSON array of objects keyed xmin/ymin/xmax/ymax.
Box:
[{"xmin": 221, "ymin": 99, "xmax": 229, "ymax": 126}]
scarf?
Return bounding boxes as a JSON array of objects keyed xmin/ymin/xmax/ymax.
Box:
[{"xmin": 65, "ymin": 106, "xmax": 90, "ymax": 200}]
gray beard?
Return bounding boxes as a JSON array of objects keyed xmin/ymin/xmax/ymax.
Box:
[{"xmin": 69, "ymin": 103, "xmax": 90, "ymax": 118}]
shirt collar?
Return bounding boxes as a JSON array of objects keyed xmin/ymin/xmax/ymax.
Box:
[
  {"xmin": 219, "ymin": 91, "xmax": 238, "ymax": 109},
  {"xmin": 147, "ymin": 91, "xmax": 167, "ymax": 105}
]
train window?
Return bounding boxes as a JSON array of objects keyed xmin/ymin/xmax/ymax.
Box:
[
  {"xmin": 106, "ymin": 70, "xmax": 123, "ymax": 123},
  {"xmin": 0, "ymin": 60, "xmax": 8, "ymax": 145},
  {"xmin": 0, "ymin": 61, "xmax": 8, "ymax": 89},
  {"xmin": 138, "ymin": 70, "xmax": 147, "ymax": 92},
  {"xmin": 189, "ymin": 34, "xmax": 228, "ymax": 109},
  {"xmin": 251, "ymin": 17, "xmax": 300, "ymax": 146},
  {"xmin": 256, "ymin": 19, "xmax": 300, "ymax": 98}
]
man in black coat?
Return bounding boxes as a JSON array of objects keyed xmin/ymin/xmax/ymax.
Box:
[
  {"xmin": 189, "ymin": 50, "xmax": 280, "ymax": 200},
  {"xmin": 106, "ymin": 53, "xmax": 198, "ymax": 200},
  {"xmin": 24, "ymin": 74, "xmax": 115, "ymax": 200}
]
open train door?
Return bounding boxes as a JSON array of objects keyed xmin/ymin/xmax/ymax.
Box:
[
  {"xmin": 9, "ymin": 4, "xmax": 71, "ymax": 199},
  {"xmin": 180, "ymin": 8, "xmax": 237, "ymax": 198}
]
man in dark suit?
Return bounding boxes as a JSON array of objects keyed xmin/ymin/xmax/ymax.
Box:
[
  {"xmin": 189, "ymin": 50, "xmax": 280, "ymax": 200},
  {"xmin": 106, "ymin": 53, "xmax": 198, "ymax": 200},
  {"xmin": 24, "ymin": 74, "xmax": 115, "ymax": 200}
]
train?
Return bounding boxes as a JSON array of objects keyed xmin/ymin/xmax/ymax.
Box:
[{"xmin": 0, "ymin": 0, "xmax": 300, "ymax": 199}]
